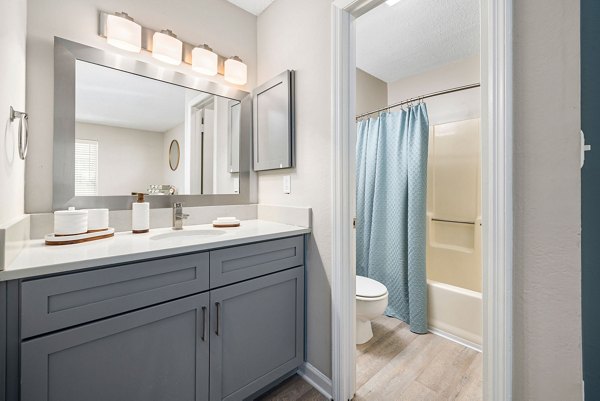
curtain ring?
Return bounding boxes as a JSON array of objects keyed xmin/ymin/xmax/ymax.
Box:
[{"xmin": 10, "ymin": 106, "xmax": 28, "ymax": 160}]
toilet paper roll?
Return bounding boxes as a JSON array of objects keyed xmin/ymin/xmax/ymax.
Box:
[{"xmin": 87, "ymin": 209, "xmax": 109, "ymax": 231}]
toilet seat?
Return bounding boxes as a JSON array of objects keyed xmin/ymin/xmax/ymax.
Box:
[{"xmin": 356, "ymin": 276, "xmax": 388, "ymax": 299}]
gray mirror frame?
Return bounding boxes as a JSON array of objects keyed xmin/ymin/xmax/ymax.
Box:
[
  {"xmin": 53, "ymin": 37, "xmax": 256, "ymax": 210},
  {"xmin": 252, "ymin": 70, "xmax": 295, "ymax": 171}
]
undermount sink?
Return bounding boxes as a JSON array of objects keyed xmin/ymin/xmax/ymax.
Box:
[{"xmin": 150, "ymin": 229, "xmax": 227, "ymax": 240}]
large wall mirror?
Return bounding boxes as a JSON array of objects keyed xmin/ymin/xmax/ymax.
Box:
[{"xmin": 54, "ymin": 38, "xmax": 254, "ymax": 210}]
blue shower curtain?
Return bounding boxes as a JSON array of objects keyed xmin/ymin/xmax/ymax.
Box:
[{"xmin": 356, "ymin": 104, "xmax": 429, "ymax": 334}]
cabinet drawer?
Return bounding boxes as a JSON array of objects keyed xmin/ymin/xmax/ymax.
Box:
[
  {"xmin": 210, "ymin": 236, "xmax": 304, "ymax": 287},
  {"xmin": 21, "ymin": 253, "xmax": 209, "ymax": 339}
]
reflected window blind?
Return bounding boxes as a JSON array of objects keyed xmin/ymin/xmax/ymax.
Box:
[{"xmin": 75, "ymin": 139, "xmax": 98, "ymax": 196}]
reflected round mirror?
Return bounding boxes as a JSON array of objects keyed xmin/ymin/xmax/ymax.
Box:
[{"xmin": 169, "ymin": 140, "xmax": 180, "ymax": 171}]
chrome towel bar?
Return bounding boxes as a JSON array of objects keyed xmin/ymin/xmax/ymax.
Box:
[
  {"xmin": 431, "ymin": 218, "xmax": 475, "ymax": 225},
  {"xmin": 10, "ymin": 106, "xmax": 28, "ymax": 160}
]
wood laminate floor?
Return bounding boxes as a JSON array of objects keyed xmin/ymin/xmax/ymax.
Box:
[{"xmin": 258, "ymin": 316, "xmax": 482, "ymax": 401}]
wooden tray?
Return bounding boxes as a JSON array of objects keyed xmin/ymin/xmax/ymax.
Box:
[{"xmin": 45, "ymin": 228, "xmax": 115, "ymax": 246}]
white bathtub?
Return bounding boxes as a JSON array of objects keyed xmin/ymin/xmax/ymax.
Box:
[{"xmin": 427, "ymin": 279, "xmax": 482, "ymax": 350}]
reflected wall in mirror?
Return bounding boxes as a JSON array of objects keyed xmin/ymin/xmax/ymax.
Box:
[{"xmin": 74, "ymin": 60, "xmax": 240, "ymax": 196}]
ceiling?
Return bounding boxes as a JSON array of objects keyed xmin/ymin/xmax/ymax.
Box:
[
  {"xmin": 225, "ymin": 0, "xmax": 276, "ymax": 16},
  {"xmin": 356, "ymin": 0, "xmax": 479, "ymax": 83},
  {"xmin": 76, "ymin": 61, "xmax": 195, "ymax": 133}
]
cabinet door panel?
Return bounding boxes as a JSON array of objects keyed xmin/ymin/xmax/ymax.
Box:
[
  {"xmin": 21, "ymin": 293, "xmax": 210, "ymax": 401},
  {"xmin": 210, "ymin": 267, "xmax": 304, "ymax": 401}
]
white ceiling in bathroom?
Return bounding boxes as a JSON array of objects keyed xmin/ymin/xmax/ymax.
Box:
[
  {"xmin": 356, "ymin": 0, "xmax": 480, "ymax": 83},
  {"xmin": 75, "ymin": 61, "xmax": 195, "ymax": 133},
  {"xmin": 225, "ymin": 0, "xmax": 276, "ymax": 16}
]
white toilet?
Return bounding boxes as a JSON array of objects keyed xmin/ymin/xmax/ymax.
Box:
[{"xmin": 356, "ymin": 275, "xmax": 389, "ymax": 344}]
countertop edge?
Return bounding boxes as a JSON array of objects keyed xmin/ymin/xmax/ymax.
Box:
[{"xmin": 0, "ymin": 227, "xmax": 311, "ymax": 282}]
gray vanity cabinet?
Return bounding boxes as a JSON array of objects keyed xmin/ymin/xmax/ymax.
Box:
[
  {"xmin": 0, "ymin": 282, "xmax": 6, "ymax": 401},
  {"xmin": 209, "ymin": 267, "xmax": 304, "ymax": 401},
  {"xmin": 21, "ymin": 292, "xmax": 210, "ymax": 401},
  {"xmin": 9, "ymin": 236, "xmax": 305, "ymax": 401}
]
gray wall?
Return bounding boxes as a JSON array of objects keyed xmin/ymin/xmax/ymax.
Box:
[
  {"xmin": 356, "ymin": 68, "xmax": 387, "ymax": 116},
  {"xmin": 0, "ymin": 0, "xmax": 27, "ymax": 225},
  {"xmin": 75, "ymin": 123, "xmax": 165, "ymax": 196},
  {"xmin": 257, "ymin": 0, "xmax": 333, "ymax": 377},
  {"xmin": 513, "ymin": 0, "xmax": 583, "ymax": 399}
]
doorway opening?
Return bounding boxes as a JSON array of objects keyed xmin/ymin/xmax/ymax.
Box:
[{"xmin": 331, "ymin": 0, "xmax": 513, "ymax": 400}]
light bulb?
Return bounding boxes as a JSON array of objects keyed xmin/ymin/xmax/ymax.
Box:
[
  {"xmin": 152, "ymin": 30, "xmax": 182, "ymax": 65},
  {"xmin": 224, "ymin": 56, "xmax": 247, "ymax": 86},
  {"xmin": 106, "ymin": 12, "xmax": 141, "ymax": 53},
  {"xmin": 192, "ymin": 45, "xmax": 218, "ymax": 76}
]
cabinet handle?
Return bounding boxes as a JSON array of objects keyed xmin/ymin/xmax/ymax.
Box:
[
  {"xmin": 215, "ymin": 302, "xmax": 221, "ymax": 336},
  {"xmin": 201, "ymin": 306, "xmax": 207, "ymax": 342}
]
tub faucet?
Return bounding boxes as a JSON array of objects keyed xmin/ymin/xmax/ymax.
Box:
[{"xmin": 172, "ymin": 202, "xmax": 189, "ymax": 230}]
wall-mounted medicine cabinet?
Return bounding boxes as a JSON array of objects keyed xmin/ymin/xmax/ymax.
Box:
[{"xmin": 252, "ymin": 70, "xmax": 295, "ymax": 171}]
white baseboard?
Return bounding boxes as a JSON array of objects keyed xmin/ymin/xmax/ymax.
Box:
[
  {"xmin": 429, "ymin": 326, "xmax": 482, "ymax": 352},
  {"xmin": 297, "ymin": 362, "xmax": 333, "ymax": 400}
]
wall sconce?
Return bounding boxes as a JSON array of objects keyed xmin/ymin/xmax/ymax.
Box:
[
  {"xmin": 99, "ymin": 11, "xmax": 248, "ymax": 85},
  {"xmin": 105, "ymin": 12, "xmax": 141, "ymax": 53},
  {"xmin": 192, "ymin": 45, "xmax": 218, "ymax": 76},
  {"xmin": 152, "ymin": 30, "xmax": 182, "ymax": 65},
  {"xmin": 224, "ymin": 56, "xmax": 248, "ymax": 86}
]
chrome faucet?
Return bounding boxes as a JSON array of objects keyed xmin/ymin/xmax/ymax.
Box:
[{"xmin": 172, "ymin": 202, "xmax": 189, "ymax": 230}]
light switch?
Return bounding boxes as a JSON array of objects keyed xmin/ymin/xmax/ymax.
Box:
[{"xmin": 283, "ymin": 175, "xmax": 291, "ymax": 194}]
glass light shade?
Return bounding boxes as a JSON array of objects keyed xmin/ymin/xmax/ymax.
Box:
[
  {"xmin": 224, "ymin": 57, "xmax": 247, "ymax": 85},
  {"xmin": 192, "ymin": 46, "xmax": 218, "ymax": 76},
  {"xmin": 152, "ymin": 30, "xmax": 182, "ymax": 65},
  {"xmin": 106, "ymin": 13, "xmax": 141, "ymax": 53}
]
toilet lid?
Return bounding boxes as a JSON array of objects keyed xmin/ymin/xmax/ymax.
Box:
[{"xmin": 356, "ymin": 276, "xmax": 388, "ymax": 298}]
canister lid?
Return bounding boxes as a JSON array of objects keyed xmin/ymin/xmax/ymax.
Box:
[{"xmin": 54, "ymin": 207, "xmax": 88, "ymax": 216}]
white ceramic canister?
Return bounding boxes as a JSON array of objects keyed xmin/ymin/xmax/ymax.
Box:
[
  {"xmin": 54, "ymin": 207, "xmax": 88, "ymax": 236},
  {"xmin": 86, "ymin": 208, "xmax": 109, "ymax": 231}
]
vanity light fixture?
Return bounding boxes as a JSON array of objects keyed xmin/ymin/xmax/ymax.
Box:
[
  {"xmin": 105, "ymin": 12, "xmax": 142, "ymax": 52},
  {"xmin": 152, "ymin": 30, "xmax": 182, "ymax": 65},
  {"xmin": 192, "ymin": 45, "xmax": 218, "ymax": 76},
  {"xmin": 99, "ymin": 11, "xmax": 249, "ymax": 84},
  {"xmin": 224, "ymin": 56, "xmax": 248, "ymax": 86}
]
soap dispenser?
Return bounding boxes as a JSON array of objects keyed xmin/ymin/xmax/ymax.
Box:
[{"xmin": 131, "ymin": 193, "xmax": 149, "ymax": 234}]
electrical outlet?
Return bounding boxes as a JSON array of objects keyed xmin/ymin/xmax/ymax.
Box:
[{"xmin": 283, "ymin": 175, "xmax": 291, "ymax": 194}]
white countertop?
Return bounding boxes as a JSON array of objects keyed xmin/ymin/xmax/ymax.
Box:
[{"xmin": 0, "ymin": 220, "xmax": 311, "ymax": 281}]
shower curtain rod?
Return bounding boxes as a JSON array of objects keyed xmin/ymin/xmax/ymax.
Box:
[{"xmin": 355, "ymin": 82, "xmax": 481, "ymax": 120}]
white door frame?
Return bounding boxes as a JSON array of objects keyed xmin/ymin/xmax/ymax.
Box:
[{"xmin": 330, "ymin": 1, "xmax": 513, "ymax": 400}]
